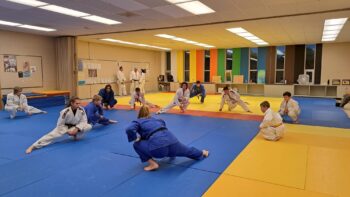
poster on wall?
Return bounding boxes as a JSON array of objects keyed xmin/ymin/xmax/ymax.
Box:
[
  {"xmin": 88, "ymin": 69, "xmax": 97, "ymax": 77},
  {"xmin": 23, "ymin": 61, "xmax": 31, "ymax": 77},
  {"xmin": 30, "ymin": 65, "xmax": 37, "ymax": 72},
  {"xmin": 4, "ymin": 55, "xmax": 17, "ymax": 72},
  {"xmin": 78, "ymin": 59, "xmax": 84, "ymax": 71}
]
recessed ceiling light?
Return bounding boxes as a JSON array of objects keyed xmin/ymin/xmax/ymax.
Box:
[
  {"xmin": 322, "ymin": 17, "xmax": 348, "ymax": 42},
  {"xmin": 155, "ymin": 34, "xmax": 175, "ymax": 39},
  {"xmin": 322, "ymin": 38, "xmax": 336, "ymax": 42},
  {"xmin": 176, "ymin": 1, "xmax": 215, "ymax": 15},
  {"xmin": 6, "ymin": 0, "xmax": 47, "ymax": 7},
  {"xmin": 226, "ymin": 27, "xmax": 246, "ymax": 34},
  {"xmin": 323, "ymin": 25, "xmax": 343, "ymax": 31},
  {"xmin": 82, "ymin": 15, "xmax": 121, "ymax": 25},
  {"xmin": 155, "ymin": 34, "xmax": 215, "ymax": 48},
  {"xmin": 0, "ymin": 20, "xmax": 21, "ymax": 26},
  {"xmin": 39, "ymin": 5, "xmax": 90, "ymax": 17},
  {"xmin": 184, "ymin": 40, "xmax": 198, "ymax": 44},
  {"xmin": 172, "ymin": 37, "xmax": 187, "ymax": 41},
  {"xmin": 19, "ymin": 24, "xmax": 56, "ymax": 32},
  {"xmin": 226, "ymin": 27, "xmax": 269, "ymax": 46},
  {"xmin": 101, "ymin": 38, "xmax": 170, "ymax": 51},
  {"xmin": 166, "ymin": 0, "xmax": 192, "ymax": 3},
  {"xmin": 324, "ymin": 18, "xmax": 348, "ymax": 26}
]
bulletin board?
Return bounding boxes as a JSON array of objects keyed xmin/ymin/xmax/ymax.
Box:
[{"xmin": 0, "ymin": 55, "xmax": 43, "ymax": 89}]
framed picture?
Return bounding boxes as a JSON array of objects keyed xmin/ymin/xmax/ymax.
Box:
[
  {"xmin": 342, "ymin": 79, "xmax": 350, "ymax": 85},
  {"xmin": 332, "ymin": 79, "xmax": 341, "ymax": 85}
]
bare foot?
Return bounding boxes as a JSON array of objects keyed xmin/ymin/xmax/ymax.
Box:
[
  {"xmin": 247, "ymin": 110, "xmax": 252, "ymax": 113},
  {"xmin": 202, "ymin": 150, "xmax": 209, "ymax": 158},
  {"xmin": 25, "ymin": 146, "xmax": 35, "ymax": 154},
  {"xmin": 42, "ymin": 111, "xmax": 48, "ymax": 114},
  {"xmin": 109, "ymin": 120, "xmax": 118, "ymax": 124},
  {"xmin": 27, "ymin": 112, "xmax": 33, "ymax": 116},
  {"xmin": 144, "ymin": 159, "xmax": 159, "ymax": 171},
  {"xmin": 294, "ymin": 120, "xmax": 299, "ymax": 124}
]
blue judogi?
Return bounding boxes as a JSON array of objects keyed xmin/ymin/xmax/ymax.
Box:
[
  {"xmin": 190, "ymin": 84, "xmax": 206, "ymax": 103},
  {"xmin": 98, "ymin": 89, "xmax": 117, "ymax": 108},
  {"xmin": 126, "ymin": 117, "xmax": 203, "ymax": 162},
  {"xmin": 84, "ymin": 102, "xmax": 110, "ymax": 125}
]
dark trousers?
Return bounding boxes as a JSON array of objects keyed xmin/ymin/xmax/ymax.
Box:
[{"xmin": 190, "ymin": 91, "xmax": 206, "ymax": 103}]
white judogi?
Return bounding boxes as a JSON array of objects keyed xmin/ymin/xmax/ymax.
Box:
[
  {"xmin": 129, "ymin": 91, "xmax": 155, "ymax": 108},
  {"xmin": 220, "ymin": 90, "xmax": 250, "ymax": 112},
  {"xmin": 260, "ymin": 108, "xmax": 285, "ymax": 141},
  {"xmin": 130, "ymin": 70, "xmax": 141, "ymax": 94},
  {"xmin": 279, "ymin": 98, "xmax": 300, "ymax": 121},
  {"xmin": 139, "ymin": 72, "xmax": 146, "ymax": 94},
  {"xmin": 32, "ymin": 107, "xmax": 92, "ymax": 149},
  {"xmin": 5, "ymin": 93, "xmax": 44, "ymax": 119},
  {"xmin": 117, "ymin": 70, "xmax": 127, "ymax": 96},
  {"xmin": 158, "ymin": 88, "xmax": 190, "ymax": 113}
]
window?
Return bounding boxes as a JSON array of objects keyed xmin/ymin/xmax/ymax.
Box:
[
  {"xmin": 305, "ymin": 44, "xmax": 316, "ymax": 84},
  {"xmin": 166, "ymin": 51, "xmax": 171, "ymax": 75},
  {"xmin": 249, "ymin": 48, "xmax": 258, "ymax": 83},
  {"xmin": 204, "ymin": 50, "xmax": 210, "ymax": 82},
  {"xmin": 275, "ymin": 46, "xmax": 285, "ymax": 84},
  {"xmin": 184, "ymin": 50, "xmax": 190, "ymax": 82},
  {"xmin": 225, "ymin": 49, "xmax": 233, "ymax": 82}
]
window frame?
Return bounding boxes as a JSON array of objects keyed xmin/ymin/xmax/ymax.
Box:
[
  {"xmin": 249, "ymin": 48, "xmax": 258, "ymax": 83},
  {"xmin": 275, "ymin": 46, "xmax": 286, "ymax": 84}
]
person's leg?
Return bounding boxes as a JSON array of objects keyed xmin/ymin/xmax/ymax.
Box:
[
  {"xmin": 130, "ymin": 82, "xmax": 135, "ymax": 94},
  {"xmin": 157, "ymin": 102, "xmax": 176, "ymax": 114},
  {"xmin": 25, "ymin": 105, "xmax": 46, "ymax": 115},
  {"xmin": 200, "ymin": 93, "xmax": 206, "ymax": 103},
  {"xmin": 168, "ymin": 142, "xmax": 204, "ymax": 160},
  {"xmin": 260, "ymin": 127, "xmax": 279, "ymax": 141},
  {"xmin": 275, "ymin": 125, "xmax": 285, "ymax": 139},
  {"xmin": 182, "ymin": 101, "xmax": 189, "ymax": 112},
  {"xmin": 122, "ymin": 84, "xmax": 127, "ymax": 96},
  {"xmin": 228, "ymin": 102, "xmax": 237, "ymax": 111},
  {"xmin": 98, "ymin": 117, "xmax": 111, "ymax": 125},
  {"xmin": 133, "ymin": 141, "xmax": 152, "ymax": 162},
  {"xmin": 27, "ymin": 127, "xmax": 67, "ymax": 153},
  {"xmin": 288, "ymin": 110, "xmax": 299, "ymax": 123},
  {"xmin": 237, "ymin": 99, "xmax": 251, "ymax": 112},
  {"xmin": 190, "ymin": 91, "xmax": 197, "ymax": 98},
  {"xmin": 5, "ymin": 106, "xmax": 17, "ymax": 119},
  {"xmin": 109, "ymin": 99, "xmax": 117, "ymax": 108},
  {"xmin": 117, "ymin": 82, "xmax": 122, "ymax": 96}
]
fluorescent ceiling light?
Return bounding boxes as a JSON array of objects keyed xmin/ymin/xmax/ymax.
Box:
[
  {"xmin": 176, "ymin": 1, "xmax": 215, "ymax": 15},
  {"xmin": 322, "ymin": 30, "xmax": 339, "ymax": 35},
  {"xmin": 166, "ymin": 0, "xmax": 192, "ymax": 3},
  {"xmin": 226, "ymin": 27, "xmax": 246, "ymax": 33},
  {"xmin": 19, "ymin": 24, "xmax": 56, "ymax": 32},
  {"xmin": 172, "ymin": 37, "xmax": 187, "ymax": 41},
  {"xmin": 237, "ymin": 32, "xmax": 254, "ymax": 37},
  {"xmin": 0, "ymin": 20, "xmax": 21, "ymax": 26},
  {"xmin": 226, "ymin": 27, "xmax": 269, "ymax": 45},
  {"xmin": 322, "ymin": 17, "xmax": 348, "ymax": 42},
  {"xmin": 155, "ymin": 34, "xmax": 175, "ymax": 39},
  {"xmin": 155, "ymin": 33, "xmax": 214, "ymax": 48},
  {"xmin": 184, "ymin": 40, "xmax": 198, "ymax": 44},
  {"xmin": 82, "ymin": 15, "xmax": 121, "ymax": 25},
  {"xmin": 324, "ymin": 18, "xmax": 348, "ymax": 26},
  {"xmin": 39, "ymin": 5, "xmax": 90, "ymax": 17},
  {"xmin": 101, "ymin": 38, "xmax": 170, "ymax": 51},
  {"xmin": 6, "ymin": 0, "xmax": 47, "ymax": 7},
  {"xmin": 322, "ymin": 38, "xmax": 336, "ymax": 41},
  {"xmin": 323, "ymin": 25, "xmax": 343, "ymax": 31}
]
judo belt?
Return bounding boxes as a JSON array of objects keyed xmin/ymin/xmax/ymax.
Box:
[
  {"xmin": 65, "ymin": 124, "xmax": 76, "ymax": 129},
  {"xmin": 142, "ymin": 127, "xmax": 167, "ymax": 140},
  {"xmin": 271, "ymin": 123, "xmax": 283, "ymax": 128}
]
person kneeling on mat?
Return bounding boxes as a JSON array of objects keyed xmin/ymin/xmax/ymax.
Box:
[
  {"xmin": 259, "ymin": 101, "xmax": 285, "ymax": 141},
  {"xmin": 126, "ymin": 105, "xmax": 209, "ymax": 171},
  {"xmin": 190, "ymin": 80, "xmax": 206, "ymax": 103},
  {"xmin": 129, "ymin": 88, "xmax": 159, "ymax": 110},
  {"xmin": 85, "ymin": 95, "xmax": 118, "ymax": 125},
  {"xmin": 219, "ymin": 86, "xmax": 251, "ymax": 112},
  {"xmin": 98, "ymin": 84, "xmax": 117, "ymax": 110},
  {"xmin": 279, "ymin": 91, "xmax": 301, "ymax": 123},
  {"xmin": 25, "ymin": 97, "xmax": 92, "ymax": 154},
  {"xmin": 157, "ymin": 82, "xmax": 190, "ymax": 114}
]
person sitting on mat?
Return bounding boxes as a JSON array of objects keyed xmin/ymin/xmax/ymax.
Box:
[
  {"xmin": 5, "ymin": 86, "xmax": 47, "ymax": 119},
  {"xmin": 259, "ymin": 101, "xmax": 285, "ymax": 141},
  {"xmin": 190, "ymin": 80, "xmax": 206, "ymax": 103},
  {"xmin": 156, "ymin": 82, "xmax": 190, "ymax": 114},
  {"xmin": 25, "ymin": 97, "xmax": 92, "ymax": 154},
  {"xmin": 98, "ymin": 84, "xmax": 117, "ymax": 110},
  {"xmin": 126, "ymin": 105, "xmax": 209, "ymax": 171},
  {"xmin": 85, "ymin": 95, "xmax": 118, "ymax": 125},
  {"xmin": 279, "ymin": 91, "xmax": 301, "ymax": 123},
  {"xmin": 219, "ymin": 86, "xmax": 251, "ymax": 112},
  {"xmin": 129, "ymin": 88, "xmax": 159, "ymax": 110}
]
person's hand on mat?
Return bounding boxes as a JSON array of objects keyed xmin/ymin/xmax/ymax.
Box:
[
  {"xmin": 219, "ymin": 108, "xmax": 222, "ymax": 111},
  {"xmin": 25, "ymin": 145, "xmax": 35, "ymax": 154},
  {"xmin": 68, "ymin": 128, "xmax": 79, "ymax": 136},
  {"xmin": 135, "ymin": 136, "xmax": 141, "ymax": 142}
]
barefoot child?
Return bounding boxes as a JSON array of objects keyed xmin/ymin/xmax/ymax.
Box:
[
  {"xmin": 85, "ymin": 95, "xmax": 118, "ymax": 125},
  {"xmin": 126, "ymin": 105, "xmax": 209, "ymax": 171},
  {"xmin": 259, "ymin": 101, "xmax": 285, "ymax": 141}
]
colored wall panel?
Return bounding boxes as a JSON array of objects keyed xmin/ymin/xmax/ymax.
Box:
[
  {"xmin": 196, "ymin": 50, "xmax": 204, "ymax": 82},
  {"xmin": 217, "ymin": 49, "xmax": 226, "ymax": 81},
  {"xmin": 190, "ymin": 50, "xmax": 197, "ymax": 82},
  {"xmin": 209, "ymin": 49, "xmax": 218, "ymax": 82},
  {"xmin": 285, "ymin": 45, "xmax": 295, "ymax": 84},
  {"xmin": 240, "ymin": 48, "xmax": 249, "ymax": 83},
  {"xmin": 257, "ymin": 47, "xmax": 268, "ymax": 84},
  {"xmin": 315, "ymin": 44, "xmax": 322, "ymax": 84},
  {"xmin": 265, "ymin": 46, "xmax": 276, "ymax": 84},
  {"xmin": 177, "ymin": 51, "xmax": 184, "ymax": 82},
  {"xmin": 232, "ymin": 48, "xmax": 241, "ymax": 76},
  {"xmin": 294, "ymin": 45, "xmax": 305, "ymax": 83}
]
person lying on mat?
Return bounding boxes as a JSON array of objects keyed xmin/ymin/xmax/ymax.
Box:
[
  {"xmin": 85, "ymin": 95, "xmax": 118, "ymax": 125},
  {"xmin": 190, "ymin": 80, "xmax": 206, "ymax": 103},
  {"xmin": 126, "ymin": 105, "xmax": 209, "ymax": 171},
  {"xmin": 5, "ymin": 86, "xmax": 47, "ymax": 119},
  {"xmin": 156, "ymin": 82, "xmax": 190, "ymax": 114},
  {"xmin": 279, "ymin": 91, "xmax": 300, "ymax": 123},
  {"xmin": 219, "ymin": 86, "xmax": 252, "ymax": 112},
  {"xmin": 25, "ymin": 97, "xmax": 92, "ymax": 154},
  {"xmin": 98, "ymin": 84, "xmax": 117, "ymax": 110},
  {"xmin": 259, "ymin": 101, "xmax": 285, "ymax": 141},
  {"xmin": 129, "ymin": 88, "xmax": 159, "ymax": 110}
]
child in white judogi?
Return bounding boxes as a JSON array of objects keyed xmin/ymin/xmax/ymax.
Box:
[
  {"xmin": 5, "ymin": 86, "xmax": 46, "ymax": 119},
  {"xmin": 259, "ymin": 101, "xmax": 285, "ymax": 141},
  {"xmin": 129, "ymin": 88, "xmax": 158, "ymax": 110},
  {"xmin": 117, "ymin": 66, "xmax": 127, "ymax": 96},
  {"xmin": 219, "ymin": 86, "xmax": 251, "ymax": 112},
  {"xmin": 157, "ymin": 82, "xmax": 190, "ymax": 114},
  {"xmin": 130, "ymin": 68, "xmax": 141, "ymax": 94},
  {"xmin": 279, "ymin": 91, "xmax": 301, "ymax": 123},
  {"xmin": 25, "ymin": 97, "xmax": 92, "ymax": 154},
  {"xmin": 139, "ymin": 69, "xmax": 146, "ymax": 94}
]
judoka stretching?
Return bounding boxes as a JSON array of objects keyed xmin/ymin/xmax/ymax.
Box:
[
  {"xmin": 117, "ymin": 66, "xmax": 127, "ymax": 96},
  {"xmin": 25, "ymin": 97, "xmax": 92, "ymax": 154},
  {"xmin": 129, "ymin": 88, "xmax": 159, "ymax": 110},
  {"xmin": 130, "ymin": 68, "xmax": 140, "ymax": 94},
  {"xmin": 139, "ymin": 69, "xmax": 146, "ymax": 94},
  {"xmin": 5, "ymin": 86, "xmax": 46, "ymax": 119},
  {"xmin": 126, "ymin": 105, "xmax": 209, "ymax": 171},
  {"xmin": 219, "ymin": 86, "xmax": 251, "ymax": 112},
  {"xmin": 156, "ymin": 82, "xmax": 190, "ymax": 114},
  {"xmin": 279, "ymin": 91, "xmax": 301, "ymax": 123},
  {"xmin": 259, "ymin": 101, "xmax": 285, "ymax": 141},
  {"xmin": 190, "ymin": 80, "xmax": 206, "ymax": 103},
  {"xmin": 85, "ymin": 95, "xmax": 118, "ymax": 125},
  {"xmin": 98, "ymin": 84, "xmax": 117, "ymax": 109}
]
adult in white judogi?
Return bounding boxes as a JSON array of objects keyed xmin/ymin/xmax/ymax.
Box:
[
  {"xmin": 279, "ymin": 92, "xmax": 301, "ymax": 123},
  {"xmin": 139, "ymin": 69, "xmax": 146, "ymax": 94},
  {"xmin": 130, "ymin": 68, "xmax": 141, "ymax": 94},
  {"xmin": 259, "ymin": 101, "xmax": 285, "ymax": 141},
  {"xmin": 219, "ymin": 87, "xmax": 251, "ymax": 112},
  {"xmin": 117, "ymin": 66, "xmax": 127, "ymax": 96},
  {"xmin": 25, "ymin": 97, "xmax": 92, "ymax": 154},
  {"xmin": 129, "ymin": 87, "xmax": 158, "ymax": 109},
  {"xmin": 157, "ymin": 82, "xmax": 190, "ymax": 114},
  {"xmin": 5, "ymin": 87, "xmax": 46, "ymax": 119}
]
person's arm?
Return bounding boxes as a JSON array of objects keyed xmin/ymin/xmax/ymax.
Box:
[
  {"xmin": 173, "ymin": 89, "xmax": 181, "ymax": 105},
  {"xmin": 56, "ymin": 109, "xmax": 67, "ymax": 128},
  {"xmin": 98, "ymin": 89, "xmax": 104, "ymax": 99},
  {"xmin": 184, "ymin": 89, "xmax": 190, "ymax": 100},
  {"xmin": 6, "ymin": 94, "xmax": 16, "ymax": 107},
  {"xmin": 219, "ymin": 95, "xmax": 225, "ymax": 111},
  {"xmin": 97, "ymin": 104, "xmax": 104, "ymax": 116},
  {"xmin": 259, "ymin": 113, "xmax": 273, "ymax": 129},
  {"xmin": 126, "ymin": 121, "xmax": 140, "ymax": 142},
  {"xmin": 201, "ymin": 85, "xmax": 206, "ymax": 95},
  {"xmin": 75, "ymin": 108, "xmax": 89, "ymax": 131}
]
